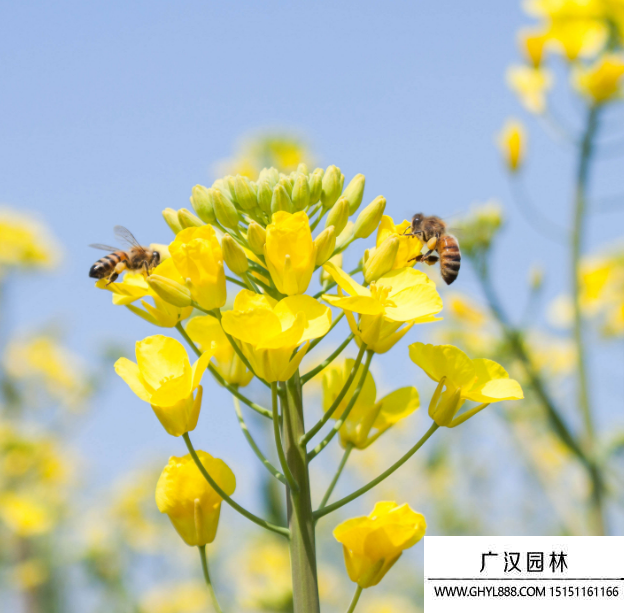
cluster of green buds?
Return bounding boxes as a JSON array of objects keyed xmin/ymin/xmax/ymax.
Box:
[{"xmin": 454, "ymin": 201, "xmax": 504, "ymax": 259}]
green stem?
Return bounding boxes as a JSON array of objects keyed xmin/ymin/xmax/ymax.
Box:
[
  {"xmin": 232, "ymin": 396, "xmax": 286, "ymax": 484},
  {"xmin": 301, "ymin": 333, "xmax": 354, "ymax": 385},
  {"xmin": 183, "ymin": 433, "xmax": 289, "ymax": 538},
  {"xmin": 303, "ymin": 343, "xmax": 368, "ymax": 444},
  {"xmin": 272, "ymin": 383, "xmax": 299, "ymax": 492},
  {"xmin": 225, "ymin": 275, "xmax": 247, "ymax": 289},
  {"xmin": 315, "ymin": 422, "xmax": 439, "ymax": 520},
  {"xmin": 282, "ymin": 372, "xmax": 321, "ymax": 613},
  {"xmin": 318, "ymin": 443, "xmax": 353, "ymax": 510},
  {"xmin": 198, "ymin": 546, "xmax": 224, "ymax": 613},
  {"xmin": 175, "ymin": 323, "xmax": 272, "ymax": 420},
  {"xmin": 308, "ymin": 350, "xmax": 373, "ymax": 460},
  {"xmin": 243, "ymin": 272, "xmax": 261, "ymax": 293},
  {"xmin": 345, "ymin": 585, "xmax": 363, "ymax": 613}
]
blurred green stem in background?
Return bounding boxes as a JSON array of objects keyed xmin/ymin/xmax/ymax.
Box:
[{"xmin": 198, "ymin": 546, "xmax": 224, "ymax": 613}]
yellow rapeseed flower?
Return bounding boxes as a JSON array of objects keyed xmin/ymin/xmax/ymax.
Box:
[
  {"xmin": 409, "ymin": 343, "xmax": 524, "ymax": 427},
  {"xmin": 0, "ymin": 492, "xmax": 55, "ymax": 536},
  {"xmin": 497, "ymin": 119, "xmax": 526, "ymax": 172},
  {"xmin": 115, "ymin": 335, "xmax": 212, "ymax": 436},
  {"xmin": 97, "ymin": 258, "xmax": 193, "ymax": 327},
  {"xmin": 333, "ymin": 501, "xmax": 426, "ymax": 588},
  {"xmin": 0, "ymin": 207, "xmax": 61, "ymax": 271},
  {"xmin": 186, "ymin": 315, "xmax": 253, "ymax": 387},
  {"xmin": 506, "ymin": 65, "xmax": 553, "ymax": 113},
  {"xmin": 375, "ymin": 216, "xmax": 423, "ymax": 270},
  {"xmin": 264, "ymin": 211, "xmax": 316, "ymax": 295},
  {"xmin": 155, "ymin": 452, "xmax": 235, "ymax": 546},
  {"xmin": 169, "ymin": 225, "xmax": 227, "ymax": 311},
  {"xmin": 321, "ymin": 262, "xmax": 443, "ymax": 353},
  {"xmin": 323, "ymin": 358, "xmax": 419, "ymax": 449},
  {"xmin": 221, "ymin": 290, "xmax": 331, "ymax": 382},
  {"xmin": 574, "ymin": 53, "xmax": 624, "ymax": 104}
]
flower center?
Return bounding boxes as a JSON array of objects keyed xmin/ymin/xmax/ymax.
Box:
[{"xmin": 369, "ymin": 282, "xmax": 395, "ymax": 308}]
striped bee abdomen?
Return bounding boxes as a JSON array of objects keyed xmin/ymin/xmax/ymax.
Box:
[
  {"xmin": 89, "ymin": 251, "xmax": 127, "ymax": 279},
  {"xmin": 438, "ymin": 235, "xmax": 461, "ymax": 285}
]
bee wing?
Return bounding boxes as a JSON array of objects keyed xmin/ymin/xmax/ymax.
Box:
[
  {"xmin": 89, "ymin": 243, "xmax": 119, "ymax": 251},
  {"xmin": 114, "ymin": 226, "xmax": 146, "ymax": 252}
]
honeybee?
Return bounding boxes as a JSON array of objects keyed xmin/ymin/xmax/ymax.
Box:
[
  {"xmin": 406, "ymin": 214, "xmax": 461, "ymax": 285},
  {"xmin": 89, "ymin": 226, "xmax": 160, "ymax": 284}
]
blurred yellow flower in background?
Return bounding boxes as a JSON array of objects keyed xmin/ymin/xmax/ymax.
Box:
[
  {"xmin": 221, "ymin": 290, "xmax": 331, "ymax": 382},
  {"xmin": 140, "ymin": 582, "xmax": 209, "ymax": 613},
  {"xmin": 322, "ymin": 262, "xmax": 443, "ymax": 353},
  {"xmin": 506, "ymin": 65, "xmax": 553, "ymax": 113},
  {"xmin": 409, "ymin": 343, "xmax": 524, "ymax": 427},
  {"xmin": 323, "ymin": 358, "xmax": 419, "ymax": 449},
  {"xmin": 156, "ymin": 451, "xmax": 235, "ymax": 546},
  {"xmin": 0, "ymin": 207, "xmax": 61, "ymax": 272},
  {"xmin": 264, "ymin": 211, "xmax": 316, "ymax": 295},
  {"xmin": 497, "ymin": 118, "xmax": 526, "ymax": 172},
  {"xmin": 115, "ymin": 335, "xmax": 212, "ymax": 436},
  {"xmin": 186, "ymin": 315, "xmax": 253, "ymax": 387},
  {"xmin": 574, "ymin": 53, "xmax": 624, "ymax": 104},
  {"xmin": 0, "ymin": 492, "xmax": 55, "ymax": 536},
  {"xmin": 333, "ymin": 501, "xmax": 426, "ymax": 588}
]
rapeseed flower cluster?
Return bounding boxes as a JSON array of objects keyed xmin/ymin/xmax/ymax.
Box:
[{"xmin": 95, "ymin": 162, "xmax": 522, "ymax": 612}]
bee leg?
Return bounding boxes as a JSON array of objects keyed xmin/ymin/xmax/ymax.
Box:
[
  {"xmin": 424, "ymin": 255, "xmax": 439, "ymax": 266},
  {"xmin": 106, "ymin": 261, "xmax": 127, "ymax": 285},
  {"xmin": 142, "ymin": 261, "xmax": 150, "ymax": 277},
  {"xmin": 106, "ymin": 272, "xmax": 119, "ymax": 286},
  {"xmin": 408, "ymin": 254, "xmax": 424, "ymax": 263},
  {"xmin": 403, "ymin": 230, "xmax": 424, "ymax": 238}
]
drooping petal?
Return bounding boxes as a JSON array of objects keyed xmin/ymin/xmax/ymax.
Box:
[
  {"xmin": 373, "ymin": 386, "xmax": 419, "ymax": 430},
  {"xmin": 465, "ymin": 358, "xmax": 524, "ymax": 403},
  {"xmin": 114, "ymin": 357, "xmax": 152, "ymax": 401},
  {"xmin": 322, "ymin": 261, "xmax": 370, "ymax": 297}
]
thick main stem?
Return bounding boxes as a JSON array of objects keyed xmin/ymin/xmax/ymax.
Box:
[
  {"xmin": 571, "ymin": 105, "xmax": 604, "ymax": 535},
  {"xmin": 281, "ymin": 373, "xmax": 321, "ymax": 613}
]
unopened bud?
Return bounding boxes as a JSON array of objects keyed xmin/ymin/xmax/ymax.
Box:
[
  {"xmin": 325, "ymin": 196, "xmax": 350, "ymax": 235},
  {"xmin": 190, "ymin": 185, "xmax": 217, "ymax": 225},
  {"xmin": 213, "ymin": 179, "xmax": 235, "ymax": 203},
  {"xmin": 258, "ymin": 167, "xmax": 279, "ymax": 188},
  {"xmin": 321, "ymin": 165, "xmax": 344, "ymax": 209},
  {"xmin": 234, "ymin": 176, "xmax": 258, "ymax": 211},
  {"xmin": 278, "ymin": 176, "xmax": 293, "ymax": 197},
  {"xmin": 222, "ymin": 234, "xmax": 249, "ymax": 275},
  {"xmin": 223, "ymin": 176, "xmax": 238, "ymax": 203},
  {"xmin": 148, "ymin": 275, "xmax": 192, "ymax": 307},
  {"xmin": 343, "ymin": 174, "xmax": 366, "ymax": 214},
  {"xmin": 271, "ymin": 184, "xmax": 293, "ymax": 214},
  {"xmin": 308, "ymin": 168, "xmax": 324, "ymax": 205},
  {"xmin": 336, "ymin": 221, "xmax": 354, "ymax": 251},
  {"xmin": 247, "ymin": 221, "xmax": 267, "ymax": 255},
  {"xmin": 292, "ymin": 173, "xmax": 311, "ymax": 211},
  {"xmin": 296, "ymin": 163, "xmax": 309, "ymax": 175},
  {"xmin": 314, "ymin": 226, "xmax": 336, "ymax": 266},
  {"xmin": 257, "ymin": 181, "xmax": 273, "ymax": 216},
  {"xmin": 178, "ymin": 208, "xmax": 204, "ymax": 229},
  {"xmin": 162, "ymin": 208, "xmax": 183, "ymax": 234},
  {"xmin": 211, "ymin": 188, "xmax": 240, "ymax": 230},
  {"xmin": 353, "ymin": 196, "xmax": 386, "ymax": 239},
  {"xmin": 364, "ymin": 236, "xmax": 399, "ymax": 283}
]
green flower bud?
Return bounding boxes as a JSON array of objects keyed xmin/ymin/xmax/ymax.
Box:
[
  {"xmin": 325, "ymin": 196, "xmax": 350, "ymax": 235},
  {"xmin": 321, "ymin": 165, "xmax": 344, "ymax": 210},
  {"xmin": 308, "ymin": 168, "xmax": 324, "ymax": 205},
  {"xmin": 190, "ymin": 185, "xmax": 217, "ymax": 225},
  {"xmin": 278, "ymin": 176, "xmax": 293, "ymax": 197},
  {"xmin": 148, "ymin": 275, "xmax": 192, "ymax": 307},
  {"xmin": 211, "ymin": 188, "xmax": 240, "ymax": 230},
  {"xmin": 314, "ymin": 226, "xmax": 336, "ymax": 266},
  {"xmin": 258, "ymin": 167, "xmax": 279, "ymax": 188},
  {"xmin": 296, "ymin": 163, "xmax": 309, "ymax": 175},
  {"xmin": 234, "ymin": 176, "xmax": 258, "ymax": 211},
  {"xmin": 292, "ymin": 173, "xmax": 311, "ymax": 211},
  {"xmin": 364, "ymin": 236, "xmax": 400, "ymax": 283},
  {"xmin": 353, "ymin": 196, "xmax": 386, "ymax": 239},
  {"xmin": 178, "ymin": 208, "xmax": 204, "ymax": 229},
  {"xmin": 222, "ymin": 234, "xmax": 249, "ymax": 275},
  {"xmin": 343, "ymin": 174, "xmax": 366, "ymax": 214},
  {"xmin": 247, "ymin": 221, "xmax": 267, "ymax": 255},
  {"xmin": 271, "ymin": 184, "xmax": 293, "ymax": 214},
  {"xmin": 336, "ymin": 221, "xmax": 354, "ymax": 251},
  {"xmin": 213, "ymin": 179, "xmax": 236, "ymax": 203},
  {"xmin": 256, "ymin": 181, "xmax": 273, "ymax": 216},
  {"xmin": 162, "ymin": 208, "xmax": 183, "ymax": 234},
  {"xmin": 224, "ymin": 176, "xmax": 238, "ymax": 204}
]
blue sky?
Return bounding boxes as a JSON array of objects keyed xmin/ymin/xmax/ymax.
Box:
[{"xmin": 1, "ymin": 0, "xmax": 623, "ymax": 515}]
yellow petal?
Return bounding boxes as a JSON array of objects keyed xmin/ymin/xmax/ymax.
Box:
[
  {"xmin": 114, "ymin": 357, "xmax": 152, "ymax": 402},
  {"xmin": 383, "ymin": 284, "xmax": 443, "ymax": 322},
  {"xmin": 467, "ymin": 358, "xmax": 524, "ymax": 402},
  {"xmin": 150, "ymin": 374, "xmax": 192, "ymax": 406},
  {"xmin": 221, "ymin": 309, "xmax": 282, "ymax": 345},
  {"xmin": 378, "ymin": 267, "xmax": 434, "ymax": 293},
  {"xmin": 409, "ymin": 343, "xmax": 476, "ymax": 389},
  {"xmin": 322, "ymin": 295, "xmax": 384, "ymax": 315},
  {"xmin": 135, "ymin": 335, "xmax": 191, "ymax": 390},
  {"xmin": 374, "ymin": 387, "xmax": 419, "ymax": 430},
  {"xmin": 273, "ymin": 295, "xmax": 332, "ymax": 342},
  {"xmin": 233, "ymin": 289, "xmax": 277, "ymax": 311},
  {"xmin": 322, "ymin": 261, "xmax": 370, "ymax": 297},
  {"xmin": 191, "ymin": 347, "xmax": 214, "ymax": 390}
]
